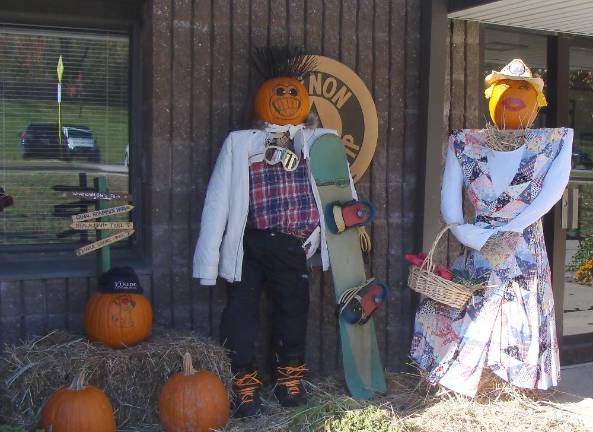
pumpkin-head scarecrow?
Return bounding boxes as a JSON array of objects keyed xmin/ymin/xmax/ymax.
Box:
[
  {"xmin": 194, "ymin": 46, "xmax": 337, "ymax": 419},
  {"xmin": 484, "ymin": 58, "xmax": 548, "ymax": 129},
  {"xmin": 251, "ymin": 47, "xmax": 316, "ymax": 126}
]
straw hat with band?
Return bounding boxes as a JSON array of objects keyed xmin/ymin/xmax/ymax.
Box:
[{"xmin": 484, "ymin": 58, "xmax": 548, "ymax": 108}]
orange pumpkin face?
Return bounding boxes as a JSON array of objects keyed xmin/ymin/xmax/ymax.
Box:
[
  {"xmin": 254, "ymin": 76, "xmax": 310, "ymax": 125},
  {"xmin": 159, "ymin": 353, "xmax": 230, "ymax": 432},
  {"xmin": 39, "ymin": 372, "xmax": 116, "ymax": 432},
  {"xmin": 489, "ymin": 79, "xmax": 539, "ymax": 129},
  {"xmin": 84, "ymin": 292, "xmax": 153, "ymax": 348}
]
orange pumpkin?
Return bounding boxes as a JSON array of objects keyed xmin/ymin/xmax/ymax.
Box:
[
  {"xmin": 159, "ymin": 352, "xmax": 230, "ymax": 432},
  {"xmin": 84, "ymin": 292, "xmax": 153, "ymax": 348},
  {"xmin": 254, "ymin": 76, "xmax": 310, "ymax": 125},
  {"xmin": 489, "ymin": 79, "xmax": 539, "ymax": 129},
  {"xmin": 39, "ymin": 371, "xmax": 116, "ymax": 432}
]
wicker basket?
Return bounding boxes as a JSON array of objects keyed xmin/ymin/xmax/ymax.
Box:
[{"xmin": 408, "ymin": 225, "xmax": 483, "ymax": 309}]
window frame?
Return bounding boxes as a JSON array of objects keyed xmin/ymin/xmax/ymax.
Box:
[{"xmin": 0, "ymin": 0, "xmax": 146, "ymax": 278}]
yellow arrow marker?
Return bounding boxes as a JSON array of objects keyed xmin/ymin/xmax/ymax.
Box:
[
  {"xmin": 57, "ymin": 55, "xmax": 64, "ymax": 82},
  {"xmin": 71, "ymin": 221, "xmax": 134, "ymax": 230},
  {"xmin": 72, "ymin": 205, "xmax": 134, "ymax": 222},
  {"xmin": 75, "ymin": 230, "xmax": 134, "ymax": 256}
]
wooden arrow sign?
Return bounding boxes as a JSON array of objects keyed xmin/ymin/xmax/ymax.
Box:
[
  {"xmin": 62, "ymin": 191, "xmax": 131, "ymax": 201},
  {"xmin": 75, "ymin": 230, "xmax": 134, "ymax": 256},
  {"xmin": 71, "ymin": 221, "xmax": 134, "ymax": 230},
  {"xmin": 72, "ymin": 205, "xmax": 134, "ymax": 222}
]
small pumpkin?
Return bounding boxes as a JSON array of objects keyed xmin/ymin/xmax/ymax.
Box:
[
  {"xmin": 84, "ymin": 292, "xmax": 153, "ymax": 348},
  {"xmin": 159, "ymin": 352, "xmax": 230, "ymax": 432},
  {"xmin": 488, "ymin": 79, "xmax": 539, "ymax": 129},
  {"xmin": 39, "ymin": 371, "xmax": 116, "ymax": 432},
  {"xmin": 254, "ymin": 76, "xmax": 310, "ymax": 125}
]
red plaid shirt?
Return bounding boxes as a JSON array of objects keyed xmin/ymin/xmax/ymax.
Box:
[{"xmin": 247, "ymin": 160, "xmax": 319, "ymax": 239}]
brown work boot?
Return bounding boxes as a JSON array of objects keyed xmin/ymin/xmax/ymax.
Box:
[
  {"xmin": 273, "ymin": 361, "xmax": 308, "ymax": 407},
  {"xmin": 232, "ymin": 369, "xmax": 263, "ymax": 418}
]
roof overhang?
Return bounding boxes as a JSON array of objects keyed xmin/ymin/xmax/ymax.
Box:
[{"xmin": 449, "ymin": 0, "xmax": 593, "ymax": 37}]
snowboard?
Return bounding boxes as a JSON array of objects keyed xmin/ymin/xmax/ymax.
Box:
[{"xmin": 309, "ymin": 133, "xmax": 387, "ymax": 399}]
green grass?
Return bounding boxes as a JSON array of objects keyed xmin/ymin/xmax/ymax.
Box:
[
  {"xmin": 0, "ymin": 99, "xmax": 128, "ymax": 165},
  {"xmin": 0, "ymin": 98, "xmax": 129, "ymax": 246},
  {"xmin": 288, "ymin": 392, "xmax": 414, "ymax": 432},
  {"xmin": 579, "ymin": 187, "xmax": 593, "ymax": 238},
  {"xmin": 0, "ymin": 171, "xmax": 129, "ymax": 246}
]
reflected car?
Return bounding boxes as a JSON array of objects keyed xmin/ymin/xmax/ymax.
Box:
[
  {"xmin": 19, "ymin": 123, "xmax": 62, "ymax": 159},
  {"xmin": 63, "ymin": 126, "xmax": 101, "ymax": 162},
  {"xmin": 19, "ymin": 123, "xmax": 100, "ymax": 162}
]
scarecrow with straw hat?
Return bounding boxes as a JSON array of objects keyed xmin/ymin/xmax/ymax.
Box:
[{"xmin": 410, "ymin": 59, "xmax": 573, "ymax": 397}]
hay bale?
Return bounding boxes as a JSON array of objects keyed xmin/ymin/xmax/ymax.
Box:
[{"xmin": 0, "ymin": 330, "xmax": 231, "ymax": 430}]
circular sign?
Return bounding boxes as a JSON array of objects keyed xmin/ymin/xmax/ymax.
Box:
[{"xmin": 302, "ymin": 56, "xmax": 378, "ymax": 182}]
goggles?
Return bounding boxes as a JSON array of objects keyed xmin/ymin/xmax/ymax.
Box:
[{"xmin": 264, "ymin": 145, "xmax": 300, "ymax": 171}]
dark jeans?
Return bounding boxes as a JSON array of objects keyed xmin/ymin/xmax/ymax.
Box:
[{"xmin": 220, "ymin": 229, "xmax": 310, "ymax": 371}]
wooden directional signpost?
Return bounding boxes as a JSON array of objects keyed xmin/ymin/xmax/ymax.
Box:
[
  {"xmin": 75, "ymin": 229, "xmax": 134, "ymax": 257},
  {"xmin": 61, "ymin": 191, "xmax": 131, "ymax": 201},
  {"xmin": 71, "ymin": 205, "xmax": 134, "ymax": 222},
  {"xmin": 71, "ymin": 221, "xmax": 134, "ymax": 230},
  {"xmin": 53, "ymin": 174, "xmax": 134, "ymax": 274}
]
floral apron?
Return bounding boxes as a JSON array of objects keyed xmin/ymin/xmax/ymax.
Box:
[{"xmin": 410, "ymin": 128, "xmax": 569, "ymax": 397}]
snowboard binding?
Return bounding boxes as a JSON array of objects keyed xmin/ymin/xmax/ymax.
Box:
[
  {"xmin": 337, "ymin": 279, "xmax": 388, "ymax": 325},
  {"xmin": 325, "ymin": 200, "xmax": 376, "ymax": 234}
]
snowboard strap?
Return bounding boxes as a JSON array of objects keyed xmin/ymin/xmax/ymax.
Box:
[
  {"xmin": 333, "ymin": 205, "xmax": 347, "ymax": 232},
  {"xmin": 338, "ymin": 278, "xmax": 375, "ymax": 324},
  {"xmin": 358, "ymin": 226, "xmax": 371, "ymax": 253}
]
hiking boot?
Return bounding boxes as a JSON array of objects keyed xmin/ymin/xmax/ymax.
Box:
[
  {"xmin": 273, "ymin": 362, "xmax": 308, "ymax": 407},
  {"xmin": 232, "ymin": 369, "xmax": 263, "ymax": 418}
]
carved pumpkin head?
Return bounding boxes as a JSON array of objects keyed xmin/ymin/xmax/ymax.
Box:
[
  {"xmin": 251, "ymin": 47, "xmax": 317, "ymax": 125},
  {"xmin": 84, "ymin": 292, "xmax": 153, "ymax": 348},
  {"xmin": 484, "ymin": 59, "xmax": 547, "ymax": 129},
  {"xmin": 254, "ymin": 77, "xmax": 310, "ymax": 125}
]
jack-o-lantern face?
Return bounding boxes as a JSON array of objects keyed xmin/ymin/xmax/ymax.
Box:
[
  {"xmin": 489, "ymin": 79, "xmax": 539, "ymax": 129},
  {"xmin": 254, "ymin": 76, "xmax": 310, "ymax": 125}
]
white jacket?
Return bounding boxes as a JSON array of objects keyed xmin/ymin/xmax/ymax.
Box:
[{"xmin": 192, "ymin": 127, "xmax": 358, "ymax": 285}]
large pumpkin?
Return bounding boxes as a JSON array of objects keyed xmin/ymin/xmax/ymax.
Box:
[
  {"xmin": 39, "ymin": 371, "xmax": 116, "ymax": 432},
  {"xmin": 254, "ymin": 76, "xmax": 310, "ymax": 125},
  {"xmin": 159, "ymin": 352, "xmax": 230, "ymax": 432},
  {"xmin": 489, "ymin": 79, "xmax": 539, "ymax": 129},
  {"xmin": 85, "ymin": 292, "xmax": 153, "ymax": 348}
]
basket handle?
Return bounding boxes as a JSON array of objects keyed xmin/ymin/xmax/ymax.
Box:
[{"xmin": 421, "ymin": 224, "xmax": 456, "ymax": 271}]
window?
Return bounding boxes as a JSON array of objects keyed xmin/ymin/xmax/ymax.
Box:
[
  {"xmin": 482, "ymin": 26, "xmax": 548, "ymax": 127},
  {"xmin": 0, "ymin": 26, "xmax": 130, "ymax": 249}
]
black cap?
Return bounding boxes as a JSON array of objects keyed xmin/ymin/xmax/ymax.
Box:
[{"xmin": 99, "ymin": 266, "xmax": 143, "ymax": 293}]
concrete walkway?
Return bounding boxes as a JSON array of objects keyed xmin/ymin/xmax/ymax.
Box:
[{"xmin": 552, "ymin": 363, "xmax": 593, "ymax": 431}]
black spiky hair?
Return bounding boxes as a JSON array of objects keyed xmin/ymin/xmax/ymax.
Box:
[{"xmin": 251, "ymin": 46, "xmax": 317, "ymax": 80}]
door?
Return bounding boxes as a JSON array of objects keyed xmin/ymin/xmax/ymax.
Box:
[{"xmin": 559, "ymin": 41, "xmax": 593, "ymax": 364}]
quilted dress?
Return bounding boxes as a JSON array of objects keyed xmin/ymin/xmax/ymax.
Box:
[{"xmin": 410, "ymin": 127, "xmax": 573, "ymax": 397}]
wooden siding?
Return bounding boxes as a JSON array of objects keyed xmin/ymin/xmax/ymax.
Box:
[
  {"xmin": 0, "ymin": 275, "xmax": 153, "ymax": 343},
  {"xmin": 0, "ymin": 0, "xmax": 426, "ymax": 375},
  {"xmin": 141, "ymin": 0, "xmax": 425, "ymax": 374},
  {"xmin": 442, "ymin": 19, "xmax": 482, "ymax": 264}
]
